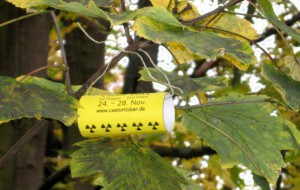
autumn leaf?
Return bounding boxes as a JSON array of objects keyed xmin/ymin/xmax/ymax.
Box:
[
  {"xmin": 209, "ymin": 13, "xmax": 259, "ymax": 41},
  {"xmin": 262, "ymin": 63, "xmax": 300, "ymax": 111},
  {"xmin": 70, "ymin": 138, "xmax": 187, "ymax": 189},
  {"xmin": 182, "ymin": 95, "xmax": 295, "ymax": 183},
  {"xmin": 133, "ymin": 15, "xmax": 256, "ymax": 70},
  {"xmin": 0, "ymin": 76, "xmax": 78, "ymax": 126}
]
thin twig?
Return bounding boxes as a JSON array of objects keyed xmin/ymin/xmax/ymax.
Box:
[
  {"xmin": 120, "ymin": 0, "xmax": 133, "ymax": 44},
  {"xmin": 38, "ymin": 165, "xmax": 70, "ymax": 190},
  {"xmin": 0, "ymin": 11, "xmax": 50, "ymax": 28},
  {"xmin": 199, "ymin": 11, "xmax": 222, "ymax": 31},
  {"xmin": 180, "ymin": 0, "xmax": 243, "ymax": 25},
  {"xmin": 172, "ymin": 0, "xmax": 179, "ymax": 14},
  {"xmin": 50, "ymin": 11, "xmax": 73, "ymax": 95},
  {"xmin": 176, "ymin": 98, "xmax": 270, "ymax": 109},
  {"xmin": 224, "ymin": 10, "xmax": 264, "ymax": 19},
  {"xmin": 17, "ymin": 65, "xmax": 62, "ymax": 82},
  {"xmin": 254, "ymin": 12, "xmax": 300, "ymax": 43},
  {"xmin": 177, "ymin": 3, "xmax": 192, "ymax": 15},
  {"xmin": 167, "ymin": 0, "xmax": 172, "ymax": 10},
  {"xmin": 0, "ymin": 120, "xmax": 47, "ymax": 170},
  {"xmin": 192, "ymin": 60, "xmax": 219, "ymax": 77}
]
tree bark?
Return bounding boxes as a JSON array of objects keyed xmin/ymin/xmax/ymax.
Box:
[{"xmin": 0, "ymin": 2, "xmax": 52, "ymax": 189}]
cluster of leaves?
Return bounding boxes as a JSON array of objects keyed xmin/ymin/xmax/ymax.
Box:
[{"xmin": 1, "ymin": 0, "xmax": 300, "ymax": 189}]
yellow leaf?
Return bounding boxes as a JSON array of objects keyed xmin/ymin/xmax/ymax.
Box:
[
  {"xmin": 150, "ymin": 0, "xmax": 170, "ymax": 8},
  {"xmin": 6, "ymin": 0, "xmax": 42, "ymax": 8},
  {"xmin": 150, "ymin": 0, "xmax": 200, "ymax": 20},
  {"xmin": 209, "ymin": 13, "xmax": 259, "ymax": 41},
  {"xmin": 166, "ymin": 42, "xmax": 200, "ymax": 64},
  {"xmin": 284, "ymin": 55, "xmax": 300, "ymax": 81}
]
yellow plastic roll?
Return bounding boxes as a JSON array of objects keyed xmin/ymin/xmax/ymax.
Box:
[{"xmin": 77, "ymin": 93, "xmax": 174, "ymax": 138}]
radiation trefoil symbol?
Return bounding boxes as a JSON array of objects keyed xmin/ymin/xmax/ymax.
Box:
[
  {"xmin": 132, "ymin": 122, "xmax": 143, "ymax": 130},
  {"xmin": 101, "ymin": 124, "xmax": 112, "ymax": 132},
  {"xmin": 148, "ymin": 122, "xmax": 159, "ymax": 130},
  {"xmin": 86, "ymin": 125, "xmax": 96, "ymax": 133},
  {"xmin": 117, "ymin": 123, "xmax": 127, "ymax": 131}
]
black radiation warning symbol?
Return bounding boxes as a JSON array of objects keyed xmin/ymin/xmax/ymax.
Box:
[
  {"xmin": 101, "ymin": 124, "xmax": 112, "ymax": 132},
  {"xmin": 132, "ymin": 122, "xmax": 143, "ymax": 130},
  {"xmin": 148, "ymin": 122, "xmax": 159, "ymax": 130},
  {"xmin": 86, "ymin": 125, "xmax": 96, "ymax": 133},
  {"xmin": 117, "ymin": 123, "xmax": 127, "ymax": 131}
]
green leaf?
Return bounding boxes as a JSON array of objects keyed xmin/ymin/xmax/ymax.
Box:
[
  {"xmin": 262, "ymin": 63, "xmax": 300, "ymax": 111},
  {"xmin": 253, "ymin": 173, "xmax": 271, "ymax": 190},
  {"xmin": 6, "ymin": 0, "xmax": 181, "ymax": 27},
  {"xmin": 257, "ymin": 0, "xmax": 300, "ymax": 43},
  {"xmin": 70, "ymin": 138, "xmax": 186, "ymax": 189},
  {"xmin": 0, "ymin": 75, "xmax": 78, "ymax": 126},
  {"xmin": 283, "ymin": 119, "xmax": 300, "ymax": 151},
  {"xmin": 181, "ymin": 95, "xmax": 294, "ymax": 183},
  {"xmin": 133, "ymin": 16, "xmax": 256, "ymax": 70},
  {"xmin": 139, "ymin": 68, "xmax": 228, "ymax": 96},
  {"xmin": 7, "ymin": 0, "xmax": 108, "ymax": 20},
  {"xmin": 7, "ymin": 0, "xmax": 113, "ymax": 8}
]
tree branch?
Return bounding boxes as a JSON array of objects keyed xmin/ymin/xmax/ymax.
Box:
[
  {"xmin": 152, "ymin": 145, "xmax": 216, "ymax": 158},
  {"xmin": 50, "ymin": 11, "xmax": 73, "ymax": 95},
  {"xmin": 180, "ymin": 0, "xmax": 243, "ymax": 26},
  {"xmin": 192, "ymin": 60, "xmax": 218, "ymax": 78},
  {"xmin": 73, "ymin": 39, "xmax": 151, "ymax": 98},
  {"xmin": 120, "ymin": 0, "xmax": 133, "ymax": 44},
  {"xmin": 254, "ymin": 12, "xmax": 300, "ymax": 43},
  {"xmin": 0, "ymin": 120, "xmax": 48, "ymax": 170},
  {"xmin": 38, "ymin": 165, "xmax": 70, "ymax": 190}
]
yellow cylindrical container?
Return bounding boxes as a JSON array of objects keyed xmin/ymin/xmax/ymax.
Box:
[{"xmin": 77, "ymin": 93, "xmax": 174, "ymax": 138}]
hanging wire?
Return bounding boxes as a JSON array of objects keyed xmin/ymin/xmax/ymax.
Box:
[
  {"xmin": 77, "ymin": 21, "xmax": 182, "ymax": 95},
  {"xmin": 122, "ymin": 49, "xmax": 182, "ymax": 95},
  {"xmin": 138, "ymin": 48, "xmax": 183, "ymax": 95}
]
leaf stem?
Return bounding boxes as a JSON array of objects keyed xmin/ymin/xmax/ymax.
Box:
[{"xmin": 17, "ymin": 65, "xmax": 62, "ymax": 82}]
